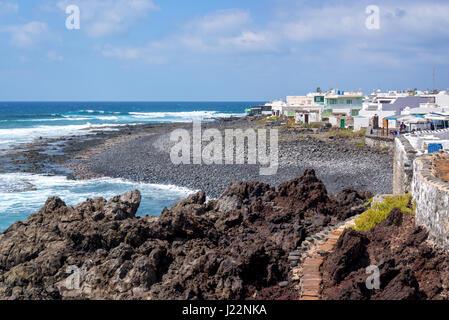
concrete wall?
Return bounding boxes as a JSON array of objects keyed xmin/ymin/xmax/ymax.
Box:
[
  {"xmin": 393, "ymin": 136, "xmax": 417, "ymax": 195},
  {"xmin": 412, "ymin": 154, "xmax": 449, "ymax": 250}
]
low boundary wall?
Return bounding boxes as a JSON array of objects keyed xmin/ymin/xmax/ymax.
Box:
[
  {"xmin": 365, "ymin": 134, "xmax": 394, "ymax": 150},
  {"xmin": 393, "ymin": 136, "xmax": 417, "ymax": 195},
  {"xmin": 412, "ymin": 154, "xmax": 449, "ymax": 250}
]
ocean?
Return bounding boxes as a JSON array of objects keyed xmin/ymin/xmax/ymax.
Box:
[{"xmin": 0, "ymin": 101, "xmax": 260, "ymax": 231}]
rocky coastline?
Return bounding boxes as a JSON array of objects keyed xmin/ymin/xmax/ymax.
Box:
[
  {"xmin": 3, "ymin": 116, "xmax": 432, "ymax": 301},
  {"xmin": 321, "ymin": 208, "xmax": 449, "ymax": 300},
  {"xmin": 0, "ymin": 169, "xmax": 371, "ymax": 300}
]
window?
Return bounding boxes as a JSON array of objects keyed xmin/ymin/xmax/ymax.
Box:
[
  {"xmin": 329, "ymin": 99, "xmax": 337, "ymax": 105},
  {"xmin": 346, "ymin": 99, "xmax": 353, "ymax": 104},
  {"xmin": 314, "ymin": 96, "xmax": 324, "ymax": 103}
]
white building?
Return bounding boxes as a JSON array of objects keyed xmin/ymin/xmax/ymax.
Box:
[
  {"xmin": 360, "ymin": 91, "xmax": 406, "ymax": 124},
  {"xmin": 420, "ymin": 91, "xmax": 449, "ymax": 108},
  {"xmin": 360, "ymin": 90, "xmax": 434, "ymax": 128},
  {"xmin": 294, "ymin": 107, "xmax": 322, "ymax": 124},
  {"xmin": 353, "ymin": 116, "xmax": 370, "ymax": 131},
  {"xmin": 285, "ymin": 93, "xmax": 324, "ymax": 123},
  {"xmin": 324, "ymin": 89, "xmax": 364, "ymax": 116},
  {"xmin": 286, "ymin": 96, "xmax": 313, "ymax": 106},
  {"xmin": 266, "ymin": 99, "xmax": 287, "ymax": 117}
]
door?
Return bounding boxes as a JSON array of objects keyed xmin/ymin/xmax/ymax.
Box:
[
  {"xmin": 305, "ymin": 114, "xmax": 309, "ymax": 124},
  {"xmin": 382, "ymin": 118, "xmax": 389, "ymax": 135},
  {"xmin": 340, "ymin": 119, "xmax": 345, "ymax": 128},
  {"xmin": 373, "ymin": 116, "xmax": 379, "ymax": 129}
]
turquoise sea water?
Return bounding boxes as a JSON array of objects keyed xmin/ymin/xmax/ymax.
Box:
[{"xmin": 0, "ymin": 101, "xmax": 261, "ymax": 231}]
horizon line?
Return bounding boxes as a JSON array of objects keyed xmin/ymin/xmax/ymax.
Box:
[{"xmin": 0, "ymin": 100, "xmax": 267, "ymax": 103}]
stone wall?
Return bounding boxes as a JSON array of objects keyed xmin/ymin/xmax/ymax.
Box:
[
  {"xmin": 394, "ymin": 130, "xmax": 449, "ymax": 250},
  {"xmin": 412, "ymin": 153, "xmax": 449, "ymax": 250},
  {"xmin": 393, "ymin": 135, "xmax": 417, "ymax": 195},
  {"xmin": 365, "ymin": 134, "xmax": 394, "ymax": 150}
]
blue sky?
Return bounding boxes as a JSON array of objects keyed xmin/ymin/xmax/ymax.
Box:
[{"xmin": 1, "ymin": 0, "xmax": 449, "ymax": 101}]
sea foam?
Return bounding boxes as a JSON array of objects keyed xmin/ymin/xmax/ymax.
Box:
[{"xmin": 0, "ymin": 173, "xmax": 196, "ymax": 231}]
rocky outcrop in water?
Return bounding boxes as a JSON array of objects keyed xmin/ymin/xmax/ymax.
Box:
[
  {"xmin": 0, "ymin": 169, "xmax": 369, "ymax": 300},
  {"xmin": 321, "ymin": 208, "xmax": 449, "ymax": 300}
]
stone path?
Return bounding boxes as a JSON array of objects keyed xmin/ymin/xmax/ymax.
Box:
[{"xmin": 287, "ymin": 214, "xmax": 361, "ymax": 300}]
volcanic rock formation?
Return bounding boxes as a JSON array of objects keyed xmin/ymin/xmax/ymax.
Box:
[
  {"xmin": 0, "ymin": 169, "xmax": 369, "ymax": 300},
  {"xmin": 321, "ymin": 208, "xmax": 449, "ymax": 300}
]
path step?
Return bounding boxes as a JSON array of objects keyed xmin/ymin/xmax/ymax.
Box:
[{"xmin": 291, "ymin": 214, "xmax": 361, "ymax": 301}]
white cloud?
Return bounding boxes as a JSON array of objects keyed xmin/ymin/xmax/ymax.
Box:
[
  {"xmin": 275, "ymin": 1, "xmax": 449, "ymax": 66},
  {"xmin": 46, "ymin": 50, "xmax": 64, "ymax": 62},
  {"xmin": 178, "ymin": 9, "xmax": 277, "ymax": 52},
  {"xmin": 0, "ymin": 1, "xmax": 18, "ymax": 15},
  {"xmin": 56, "ymin": 0, "xmax": 158, "ymax": 37},
  {"xmin": 99, "ymin": 8, "xmax": 278, "ymax": 64},
  {"xmin": 282, "ymin": 6, "xmax": 365, "ymax": 42},
  {"xmin": 101, "ymin": 46, "xmax": 142, "ymax": 60},
  {"xmin": 98, "ymin": 44, "xmax": 166, "ymax": 64},
  {"xmin": 0, "ymin": 21, "xmax": 51, "ymax": 48},
  {"xmin": 187, "ymin": 9, "xmax": 251, "ymax": 34},
  {"xmin": 218, "ymin": 31, "xmax": 277, "ymax": 51},
  {"xmin": 98, "ymin": 1, "xmax": 449, "ymax": 67},
  {"xmin": 280, "ymin": 2, "xmax": 449, "ymax": 42}
]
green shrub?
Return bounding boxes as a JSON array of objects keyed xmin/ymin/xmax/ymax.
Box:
[
  {"xmin": 256, "ymin": 116, "xmax": 279, "ymax": 124},
  {"xmin": 352, "ymin": 194, "xmax": 414, "ymax": 232},
  {"xmin": 335, "ymin": 129, "xmax": 354, "ymax": 139},
  {"xmin": 284, "ymin": 117, "xmax": 298, "ymax": 127},
  {"xmin": 377, "ymin": 146, "xmax": 391, "ymax": 152},
  {"xmin": 354, "ymin": 138, "xmax": 366, "ymax": 148},
  {"xmin": 329, "ymin": 128, "xmax": 366, "ymax": 140},
  {"xmin": 301, "ymin": 122, "xmax": 323, "ymax": 129},
  {"xmin": 362, "ymin": 198, "xmax": 373, "ymax": 207},
  {"xmin": 354, "ymin": 129, "xmax": 366, "ymax": 137}
]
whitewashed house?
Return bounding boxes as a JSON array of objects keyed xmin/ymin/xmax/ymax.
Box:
[
  {"xmin": 353, "ymin": 116, "xmax": 370, "ymax": 131},
  {"xmin": 286, "ymin": 93, "xmax": 324, "ymax": 123},
  {"xmin": 360, "ymin": 91, "xmax": 434, "ymax": 128},
  {"xmin": 268, "ymin": 99, "xmax": 287, "ymax": 117}
]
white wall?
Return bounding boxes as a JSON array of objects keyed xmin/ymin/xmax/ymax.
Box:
[
  {"xmin": 354, "ymin": 117, "xmax": 369, "ymax": 130},
  {"xmin": 287, "ymin": 96, "xmax": 314, "ymax": 106},
  {"xmin": 329, "ymin": 116, "xmax": 339, "ymax": 127},
  {"xmin": 388, "ymin": 119, "xmax": 398, "ymax": 129},
  {"xmin": 359, "ymin": 110, "xmax": 396, "ymax": 128},
  {"xmin": 402, "ymin": 106, "xmax": 449, "ymax": 115},
  {"xmin": 332, "ymin": 108, "xmax": 352, "ymax": 116},
  {"xmin": 295, "ymin": 112, "xmax": 321, "ymax": 124},
  {"xmin": 436, "ymin": 95, "xmax": 449, "ymax": 107},
  {"xmin": 404, "ymin": 129, "xmax": 449, "ymax": 151}
]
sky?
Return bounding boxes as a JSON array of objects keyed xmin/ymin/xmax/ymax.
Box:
[{"xmin": 1, "ymin": 0, "xmax": 449, "ymax": 101}]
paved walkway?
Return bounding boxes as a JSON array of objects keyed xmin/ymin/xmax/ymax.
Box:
[{"xmin": 287, "ymin": 215, "xmax": 360, "ymax": 300}]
